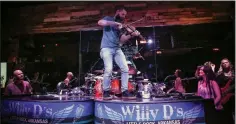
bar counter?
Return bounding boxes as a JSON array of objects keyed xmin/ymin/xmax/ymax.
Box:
[
  {"xmin": 94, "ymin": 96, "xmax": 206, "ymax": 124},
  {"xmin": 1, "ymin": 94, "xmax": 208, "ymax": 124},
  {"xmin": 1, "ymin": 94, "xmax": 94, "ymax": 124}
]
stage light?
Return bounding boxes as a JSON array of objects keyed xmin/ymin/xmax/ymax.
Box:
[
  {"xmin": 55, "ymin": 44, "xmax": 58, "ymax": 47},
  {"xmin": 148, "ymin": 39, "xmax": 153, "ymax": 44},
  {"xmin": 42, "ymin": 45, "xmax": 45, "ymax": 48},
  {"xmin": 212, "ymin": 48, "xmax": 220, "ymax": 51},
  {"xmin": 140, "ymin": 40, "xmax": 147, "ymax": 44},
  {"xmin": 156, "ymin": 50, "xmax": 162, "ymax": 54}
]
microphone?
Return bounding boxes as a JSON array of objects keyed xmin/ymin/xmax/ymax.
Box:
[{"xmin": 25, "ymin": 76, "xmax": 31, "ymax": 83}]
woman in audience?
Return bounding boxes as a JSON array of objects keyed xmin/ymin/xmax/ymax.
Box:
[
  {"xmin": 194, "ymin": 65, "xmax": 201, "ymax": 79},
  {"xmin": 204, "ymin": 61, "xmax": 216, "ymax": 73},
  {"xmin": 197, "ymin": 65, "xmax": 222, "ymax": 110}
]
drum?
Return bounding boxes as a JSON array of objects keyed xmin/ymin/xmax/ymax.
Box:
[
  {"xmin": 128, "ymin": 66, "xmax": 137, "ymax": 75},
  {"xmin": 128, "ymin": 81, "xmax": 135, "ymax": 92},
  {"xmin": 85, "ymin": 80, "xmax": 95, "ymax": 96},
  {"xmin": 111, "ymin": 79, "xmax": 121, "ymax": 94},
  {"xmin": 117, "ymin": 63, "xmax": 137, "ymax": 75},
  {"xmin": 94, "ymin": 77, "xmax": 103, "ymax": 98},
  {"xmin": 111, "ymin": 79, "xmax": 135, "ymax": 94}
]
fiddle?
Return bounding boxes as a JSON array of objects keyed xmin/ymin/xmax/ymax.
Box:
[{"xmin": 119, "ymin": 24, "xmax": 146, "ymax": 41}]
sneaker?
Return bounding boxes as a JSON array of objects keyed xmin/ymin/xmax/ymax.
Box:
[
  {"xmin": 122, "ymin": 90, "xmax": 136, "ymax": 100},
  {"xmin": 103, "ymin": 91, "xmax": 112, "ymax": 100},
  {"xmin": 113, "ymin": 93, "xmax": 122, "ymax": 99}
]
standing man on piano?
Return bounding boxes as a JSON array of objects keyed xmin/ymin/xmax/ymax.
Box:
[{"xmin": 98, "ymin": 5, "xmax": 140, "ymax": 99}]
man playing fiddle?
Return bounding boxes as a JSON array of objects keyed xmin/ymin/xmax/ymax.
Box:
[{"xmin": 98, "ymin": 5, "xmax": 140, "ymax": 99}]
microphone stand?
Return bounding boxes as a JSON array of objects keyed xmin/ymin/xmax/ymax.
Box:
[
  {"xmin": 89, "ymin": 58, "xmax": 102, "ymax": 73},
  {"xmin": 164, "ymin": 75, "xmax": 175, "ymax": 82},
  {"xmin": 69, "ymin": 77, "xmax": 78, "ymax": 88},
  {"xmin": 25, "ymin": 76, "xmax": 31, "ymax": 83},
  {"xmin": 69, "ymin": 77, "xmax": 78, "ymax": 84},
  {"xmin": 168, "ymin": 77, "xmax": 197, "ymax": 82}
]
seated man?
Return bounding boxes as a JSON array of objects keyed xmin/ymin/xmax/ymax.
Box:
[
  {"xmin": 57, "ymin": 72, "xmax": 74, "ymax": 94},
  {"xmin": 4, "ymin": 70, "xmax": 33, "ymax": 96}
]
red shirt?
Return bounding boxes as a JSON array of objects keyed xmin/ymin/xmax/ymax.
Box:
[{"xmin": 4, "ymin": 81, "xmax": 32, "ymax": 96}]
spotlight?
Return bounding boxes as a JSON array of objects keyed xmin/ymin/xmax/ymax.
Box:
[
  {"xmin": 212, "ymin": 48, "xmax": 220, "ymax": 52},
  {"xmin": 156, "ymin": 51, "xmax": 162, "ymax": 54},
  {"xmin": 55, "ymin": 44, "xmax": 58, "ymax": 47},
  {"xmin": 148, "ymin": 39, "xmax": 153, "ymax": 44},
  {"xmin": 42, "ymin": 45, "xmax": 45, "ymax": 48},
  {"xmin": 140, "ymin": 40, "xmax": 147, "ymax": 44}
]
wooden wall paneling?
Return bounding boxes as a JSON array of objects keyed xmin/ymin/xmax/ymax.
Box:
[
  {"xmin": 32, "ymin": 25, "xmax": 84, "ymax": 34},
  {"xmin": 71, "ymin": 10, "xmax": 100, "ymax": 17},
  {"xmin": 2, "ymin": 1, "xmax": 234, "ymax": 35},
  {"xmin": 45, "ymin": 10, "xmax": 71, "ymax": 18},
  {"xmin": 124, "ymin": 3, "xmax": 147, "ymax": 8},
  {"xmin": 212, "ymin": 12, "xmax": 230, "ymax": 17},
  {"xmin": 181, "ymin": 8, "xmax": 197, "ymax": 12},
  {"xmin": 42, "ymin": 20, "xmax": 78, "ymax": 28},
  {"xmin": 58, "ymin": 5, "xmax": 86, "ymax": 11},
  {"xmin": 43, "ymin": 16, "xmax": 71, "ymax": 23},
  {"xmin": 179, "ymin": 17, "xmax": 213, "ymax": 21}
]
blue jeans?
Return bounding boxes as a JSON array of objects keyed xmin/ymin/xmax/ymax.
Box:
[{"xmin": 100, "ymin": 48, "xmax": 129, "ymax": 92}]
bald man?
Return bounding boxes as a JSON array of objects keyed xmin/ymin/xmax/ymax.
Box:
[
  {"xmin": 64, "ymin": 72, "xmax": 74, "ymax": 85},
  {"xmin": 57, "ymin": 72, "xmax": 75, "ymax": 94},
  {"xmin": 4, "ymin": 70, "xmax": 33, "ymax": 96}
]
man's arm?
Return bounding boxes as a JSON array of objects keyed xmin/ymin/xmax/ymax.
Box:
[
  {"xmin": 120, "ymin": 31, "xmax": 140, "ymax": 44},
  {"xmin": 120, "ymin": 34, "xmax": 133, "ymax": 44},
  {"xmin": 98, "ymin": 19, "xmax": 122, "ymax": 28},
  {"xmin": 57, "ymin": 82, "xmax": 63, "ymax": 94}
]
